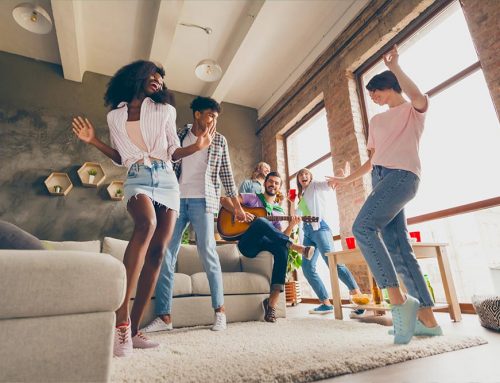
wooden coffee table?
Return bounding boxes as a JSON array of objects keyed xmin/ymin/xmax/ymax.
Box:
[{"xmin": 326, "ymin": 243, "xmax": 461, "ymax": 321}]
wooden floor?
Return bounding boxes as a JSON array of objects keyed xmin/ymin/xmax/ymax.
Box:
[{"xmin": 286, "ymin": 303, "xmax": 500, "ymax": 383}]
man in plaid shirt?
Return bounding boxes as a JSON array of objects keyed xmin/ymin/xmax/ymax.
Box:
[{"xmin": 143, "ymin": 96, "xmax": 245, "ymax": 333}]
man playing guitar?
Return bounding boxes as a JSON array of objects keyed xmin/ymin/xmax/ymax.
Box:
[{"xmin": 220, "ymin": 171, "xmax": 315, "ymax": 323}]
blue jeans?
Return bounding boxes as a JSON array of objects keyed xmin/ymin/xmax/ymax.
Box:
[
  {"xmin": 352, "ymin": 166, "xmax": 433, "ymax": 307},
  {"xmin": 302, "ymin": 221, "xmax": 359, "ymax": 302},
  {"xmin": 155, "ymin": 198, "xmax": 223, "ymax": 315}
]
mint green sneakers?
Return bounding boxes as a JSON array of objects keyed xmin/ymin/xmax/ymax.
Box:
[
  {"xmin": 391, "ymin": 295, "xmax": 420, "ymax": 344},
  {"xmin": 389, "ymin": 319, "xmax": 443, "ymax": 336}
]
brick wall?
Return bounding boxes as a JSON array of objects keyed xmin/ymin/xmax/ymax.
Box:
[
  {"xmin": 461, "ymin": 0, "xmax": 500, "ymax": 119},
  {"xmin": 257, "ymin": 0, "xmax": 500, "ymax": 291}
]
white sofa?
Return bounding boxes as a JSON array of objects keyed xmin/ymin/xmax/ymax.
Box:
[
  {"xmin": 101, "ymin": 237, "xmax": 286, "ymax": 327},
  {"xmin": 0, "ymin": 247, "xmax": 126, "ymax": 383}
]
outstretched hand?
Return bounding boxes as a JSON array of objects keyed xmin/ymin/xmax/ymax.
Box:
[
  {"xmin": 196, "ymin": 121, "xmax": 216, "ymax": 150},
  {"xmin": 72, "ymin": 117, "xmax": 96, "ymax": 144},
  {"xmin": 326, "ymin": 161, "xmax": 351, "ymax": 189},
  {"xmin": 384, "ymin": 45, "xmax": 399, "ymax": 70}
]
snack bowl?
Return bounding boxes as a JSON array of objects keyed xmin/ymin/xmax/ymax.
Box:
[{"xmin": 350, "ymin": 293, "xmax": 372, "ymax": 305}]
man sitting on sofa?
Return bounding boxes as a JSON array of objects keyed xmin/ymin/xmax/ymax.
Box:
[
  {"xmin": 141, "ymin": 96, "xmax": 246, "ymax": 333},
  {"xmin": 220, "ymin": 172, "xmax": 314, "ymax": 323}
]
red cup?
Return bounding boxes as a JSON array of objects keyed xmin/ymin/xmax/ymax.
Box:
[
  {"xmin": 288, "ymin": 189, "xmax": 297, "ymax": 202},
  {"xmin": 346, "ymin": 237, "xmax": 356, "ymax": 249},
  {"xmin": 409, "ymin": 231, "xmax": 421, "ymax": 242}
]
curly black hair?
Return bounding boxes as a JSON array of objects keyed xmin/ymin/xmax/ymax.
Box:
[
  {"xmin": 104, "ymin": 60, "xmax": 175, "ymax": 109},
  {"xmin": 190, "ymin": 96, "xmax": 221, "ymax": 116}
]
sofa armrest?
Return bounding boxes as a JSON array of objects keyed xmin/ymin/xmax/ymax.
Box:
[
  {"xmin": 0, "ymin": 250, "xmax": 126, "ymax": 320},
  {"xmin": 240, "ymin": 251, "xmax": 273, "ymax": 281}
]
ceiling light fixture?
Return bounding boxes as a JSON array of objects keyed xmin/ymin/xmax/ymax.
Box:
[
  {"xmin": 180, "ymin": 22, "xmax": 222, "ymax": 83},
  {"xmin": 12, "ymin": 2, "xmax": 53, "ymax": 34}
]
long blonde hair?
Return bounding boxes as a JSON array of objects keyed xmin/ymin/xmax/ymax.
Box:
[{"xmin": 296, "ymin": 168, "xmax": 313, "ymax": 199}]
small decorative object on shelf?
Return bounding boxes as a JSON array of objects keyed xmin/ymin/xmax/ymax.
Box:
[
  {"xmin": 107, "ymin": 181, "xmax": 125, "ymax": 201},
  {"xmin": 44, "ymin": 173, "xmax": 73, "ymax": 196},
  {"xmin": 77, "ymin": 162, "xmax": 106, "ymax": 188},
  {"xmin": 87, "ymin": 168, "xmax": 97, "ymax": 184}
]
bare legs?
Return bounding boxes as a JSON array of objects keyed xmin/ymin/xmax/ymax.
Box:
[{"xmin": 115, "ymin": 195, "xmax": 177, "ymax": 336}]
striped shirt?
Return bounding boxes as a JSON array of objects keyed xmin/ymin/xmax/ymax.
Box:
[
  {"xmin": 107, "ymin": 97, "xmax": 180, "ymax": 169},
  {"xmin": 174, "ymin": 124, "xmax": 238, "ymax": 213}
]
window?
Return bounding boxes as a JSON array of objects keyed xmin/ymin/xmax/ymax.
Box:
[{"xmin": 357, "ymin": 0, "xmax": 500, "ymax": 302}]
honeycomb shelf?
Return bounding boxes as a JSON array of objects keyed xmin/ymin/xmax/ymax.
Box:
[
  {"xmin": 77, "ymin": 162, "xmax": 106, "ymax": 188},
  {"xmin": 44, "ymin": 172, "xmax": 73, "ymax": 196},
  {"xmin": 107, "ymin": 181, "xmax": 125, "ymax": 201}
]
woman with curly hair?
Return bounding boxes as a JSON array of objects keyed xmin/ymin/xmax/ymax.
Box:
[{"xmin": 72, "ymin": 60, "xmax": 214, "ymax": 357}]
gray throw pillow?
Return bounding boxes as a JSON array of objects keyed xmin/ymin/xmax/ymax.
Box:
[{"xmin": 0, "ymin": 220, "xmax": 44, "ymax": 249}]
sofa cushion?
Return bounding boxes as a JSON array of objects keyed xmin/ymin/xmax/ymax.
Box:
[
  {"xmin": 172, "ymin": 273, "xmax": 192, "ymax": 297},
  {"xmin": 191, "ymin": 272, "xmax": 270, "ymax": 295},
  {"xmin": 42, "ymin": 240, "xmax": 101, "ymax": 253},
  {"xmin": 102, "ymin": 237, "xmax": 128, "ymax": 262},
  {"xmin": 0, "ymin": 220, "xmax": 44, "ymax": 250},
  {"xmin": 0, "ymin": 250, "xmax": 125, "ymax": 319},
  {"xmin": 177, "ymin": 244, "xmax": 241, "ymax": 275},
  {"xmin": 240, "ymin": 251, "xmax": 273, "ymax": 281}
]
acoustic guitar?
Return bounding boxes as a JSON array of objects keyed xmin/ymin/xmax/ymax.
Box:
[{"xmin": 217, "ymin": 206, "xmax": 319, "ymax": 241}]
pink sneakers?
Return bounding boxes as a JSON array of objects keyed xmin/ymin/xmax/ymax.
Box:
[
  {"xmin": 132, "ymin": 332, "xmax": 160, "ymax": 349},
  {"xmin": 113, "ymin": 322, "xmax": 132, "ymax": 358}
]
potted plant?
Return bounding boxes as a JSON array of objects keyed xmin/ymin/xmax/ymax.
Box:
[
  {"xmin": 53, "ymin": 185, "xmax": 62, "ymax": 194},
  {"xmin": 285, "ymin": 229, "xmax": 302, "ymax": 306},
  {"xmin": 88, "ymin": 168, "xmax": 97, "ymax": 184},
  {"xmin": 115, "ymin": 188, "xmax": 123, "ymax": 198}
]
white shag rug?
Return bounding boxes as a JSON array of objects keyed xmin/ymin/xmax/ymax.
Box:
[{"xmin": 111, "ymin": 318, "xmax": 486, "ymax": 383}]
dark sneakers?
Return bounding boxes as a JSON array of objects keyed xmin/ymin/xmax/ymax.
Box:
[{"xmin": 262, "ymin": 298, "xmax": 277, "ymax": 323}]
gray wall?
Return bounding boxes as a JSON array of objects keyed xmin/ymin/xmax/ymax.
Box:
[{"xmin": 0, "ymin": 52, "xmax": 260, "ymax": 241}]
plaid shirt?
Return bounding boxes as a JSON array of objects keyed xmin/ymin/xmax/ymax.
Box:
[{"xmin": 173, "ymin": 124, "xmax": 238, "ymax": 213}]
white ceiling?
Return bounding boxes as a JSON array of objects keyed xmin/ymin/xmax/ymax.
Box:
[{"xmin": 0, "ymin": 0, "xmax": 368, "ymax": 117}]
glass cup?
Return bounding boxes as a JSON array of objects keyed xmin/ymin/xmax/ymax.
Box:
[{"xmin": 346, "ymin": 236, "xmax": 356, "ymax": 249}]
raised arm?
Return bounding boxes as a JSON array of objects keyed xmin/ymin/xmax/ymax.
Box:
[
  {"xmin": 72, "ymin": 117, "xmax": 122, "ymax": 164},
  {"xmin": 384, "ymin": 45, "xmax": 428, "ymax": 112}
]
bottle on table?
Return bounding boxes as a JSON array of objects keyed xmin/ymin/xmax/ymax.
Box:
[
  {"xmin": 371, "ymin": 276, "xmax": 383, "ymax": 305},
  {"xmin": 424, "ymin": 274, "xmax": 436, "ymax": 302}
]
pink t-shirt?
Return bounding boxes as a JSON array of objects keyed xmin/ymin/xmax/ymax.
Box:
[{"xmin": 367, "ymin": 99, "xmax": 427, "ymax": 178}]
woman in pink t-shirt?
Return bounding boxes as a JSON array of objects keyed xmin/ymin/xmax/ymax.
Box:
[
  {"xmin": 328, "ymin": 46, "xmax": 441, "ymax": 344},
  {"xmin": 72, "ymin": 61, "xmax": 214, "ymax": 357}
]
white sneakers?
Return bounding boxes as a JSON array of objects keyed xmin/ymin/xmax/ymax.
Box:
[
  {"xmin": 141, "ymin": 317, "xmax": 173, "ymax": 333},
  {"xmin": 211, "ymin": 312, "xmax": 227, "ymax": 331}
]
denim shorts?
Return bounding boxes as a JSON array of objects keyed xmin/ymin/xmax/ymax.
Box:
[{"xmin": 124, "ymin": 161, "xmax": 180, "ymax": 213}]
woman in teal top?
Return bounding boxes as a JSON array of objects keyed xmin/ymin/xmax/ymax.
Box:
[{"xmin": 295, "ymin": 168, "xmax": 364, "ymax": 315}]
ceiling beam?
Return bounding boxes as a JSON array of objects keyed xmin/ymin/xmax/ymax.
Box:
[
  {"xmin": 51, "ymin": 0, "xmax": 86, "ymax": 82},
  {"xmin": 202, "ymin": 0, "xmax": 265, "ymax": 102},
  {"xmin": 149, "ymin": 0, "xmax": 184, "ymax": 66}
]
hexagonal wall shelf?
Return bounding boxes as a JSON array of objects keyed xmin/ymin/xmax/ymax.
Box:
[
  {"xmin": 77, "ymin": 162, "xmax": 106, "ymax": 188},
  {"xmin": 107, "ymin": 181, "xmax": 125, "ymax": 201},
  {"xmin": 44, "ymin": 172, "xmax": 73, "ymax": 196}
]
